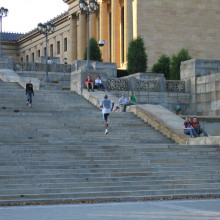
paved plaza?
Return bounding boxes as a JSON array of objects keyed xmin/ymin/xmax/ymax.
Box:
[{"xmin": 0, "ymin": 199, "xmax": 220, "ymax": 220}]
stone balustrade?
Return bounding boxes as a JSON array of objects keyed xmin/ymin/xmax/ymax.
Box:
[
  {"xmin": 106, "ymin": 77, "xmax": 187, "ymax": 93},
  {"xmin": 13, "ymin": 62, "xmax": 71, "ymax": 73}
]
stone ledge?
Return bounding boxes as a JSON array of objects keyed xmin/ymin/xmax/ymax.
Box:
[{"xmin": 126, "ymin": 105, "xmax": 187, "ymax": 145}]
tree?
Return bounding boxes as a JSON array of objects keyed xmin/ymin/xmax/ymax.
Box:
[
  {"xmin": 84, "ymin": 37, "xmax": 102, "ymax": 62},
  {"xmin": 170, "ymin": 48, "xmax": 191, "ymax": 80},
  {"xmin": 127, "ymin": 36, "xmax": 147, "ymax": 75},
  {"xmin": 151, "ymin": 54, "xmax": 170, "ymax": 79}
]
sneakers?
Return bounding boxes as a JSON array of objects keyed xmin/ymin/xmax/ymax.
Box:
[
  {"xmin": 26, "ymin": 101, "xmax": 29, "ymax": 106},
  {"xmin": 105, "ymin": 129, "xmax": 108, "ymax": 135}
]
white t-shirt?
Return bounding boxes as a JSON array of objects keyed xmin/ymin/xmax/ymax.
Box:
[
  {"xmin": 95, "ymin": 79, "xmax": 102, "ymax": 84},
  {"xmin": 100, "ymin": 98, "xmax": 114, "ymax": 114}
]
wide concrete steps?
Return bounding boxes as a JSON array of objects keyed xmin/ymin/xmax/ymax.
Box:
[{"xmin": 0, "ymin": 80, "xmax": 220, "ymax": 205}]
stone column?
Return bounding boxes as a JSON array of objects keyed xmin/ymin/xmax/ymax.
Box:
[
  {"xmin": 124, "ymin": 0, "xmax": 133, "ymax": 67},
  {"xmin": 69, "ymin": 14, "xmax": 77, "ymax": 62},
  {"xmin": 100, "ymin": 1, "xmax": 108, "ymax": 62},
  {"xmin": 90, "ymin": 12, "xmax": 97, "ymax": 39},
  {"xmin": 78, "ymin": 13, "xmax": 86, "ymax": 60},
  {"xmin": 111, "ymin": 0, "xmax": 121, "ymax": 67}
]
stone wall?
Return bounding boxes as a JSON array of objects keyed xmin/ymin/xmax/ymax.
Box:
[
  {"xmin": 181, "ymin": 59, "xmax": 220, "ymax": 116},
  {"xmin": 109, "ymin": 90, "xmax": 190, "ymax": 115},
  {"xmin": 137, "ymin": 0, "xmax": 220, "ymax": 69}
]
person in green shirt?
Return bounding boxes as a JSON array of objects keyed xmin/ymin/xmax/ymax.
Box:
[{"xmin": 122, "ymin": 91, "xmax": 137, "ymax": 112}]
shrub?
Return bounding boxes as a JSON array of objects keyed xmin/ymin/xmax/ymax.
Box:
[
  {"xmin": 151, "ymin": 54, "xmax": 170, "ymax": 79},
  {"xmin": 117, "ymin": 69, "xmax": 129, "ymax": 78},
  {"xmin": 170, "ymin": 48, "xmax": 191, "ymax": 80},
  {"xmin": 83, "ymin": 37, "xmax": 102, "ymax": 62},
  {"xmin": 127, "ymin": 36, "xmax": 147, "ymax": 75}
]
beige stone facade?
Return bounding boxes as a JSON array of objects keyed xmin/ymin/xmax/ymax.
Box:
[{"xmin": 2, "ymin": 0, "xmax": 220, "ymax": 69}]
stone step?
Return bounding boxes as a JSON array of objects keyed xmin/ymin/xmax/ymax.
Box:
[
  {"xmin": 0, "ymin": 188, "xmax": 220, "ymax": 204},
  {"xmin": 1, "ymin": 183, "xmax": 220, "ymax": 195}
]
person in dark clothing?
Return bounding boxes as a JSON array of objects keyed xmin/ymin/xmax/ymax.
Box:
[
  {"xmin": 191, "ymin": 117, "xmax": 208, "ymax": 137},
  {"xmin": 26, "ymin": 80, "xmax": 34, "ymax": 107}
]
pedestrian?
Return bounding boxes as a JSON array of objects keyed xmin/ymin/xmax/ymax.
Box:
[
  {"xmin": 100, "ymin": 95, "xmax": 114, "ymax": 134},
  {"xmin": 122, "ymin": 91, "xmax": 137, "ymax": 112},
  {"xmin": 191, "ymin": 117, "xmax": 208, "ymax": 137},
  {"xmin": 26, "ymin": 80, "xmax": 34, "ymax": 107}
]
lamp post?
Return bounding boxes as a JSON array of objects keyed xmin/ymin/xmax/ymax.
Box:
[
  {"xmin": 0, "ymin": 7, "xmax": 8, "ymax": 57},
  {"xmin": 79, "ymin": 0, "xmax": 99, "ymax": 69},
  {"xmin": 37, "ymin": 22, "xmax": 55, "ymax": 83}
]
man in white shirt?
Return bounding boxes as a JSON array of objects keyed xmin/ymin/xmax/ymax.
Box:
[
  {"xmin": 113, "ymin": 93, "xmax": 128, "ymax": 112},
  {"xmin": 100, "ymin": 95, "xmax": 114, "ymax": 134},
  {"xmin": 95, "ymin": 76, "xmax": 105, "ymax": 91}
]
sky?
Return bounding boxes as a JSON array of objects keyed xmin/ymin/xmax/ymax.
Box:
[{"xmin": 1, "ymin": 0, "xmax": 69, "ymax": 33}]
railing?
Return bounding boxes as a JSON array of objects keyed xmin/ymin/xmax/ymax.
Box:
[
  {"xmin": 13, "ymin": 62, "xmax": 71, "ymax": 73},
  {"xmin": 106, "ymin": 78, "xmax": 129, "ymax": 91},
  {"xmin": 137, "ymin": 79, "xmax": 160, "ymax": 92},
  {"xmin": 106, "ymin": 78, "xmax": 186, "ymax": 93},
  {"xmin": 166, "ymin": 80, "xmax": 185, "ymax": 92}
]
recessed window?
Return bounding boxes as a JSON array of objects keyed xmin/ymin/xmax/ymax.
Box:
[
  {"xmin": 64, "ymin": 38, "xmax": 67, "ymax": 52},
  {"xmin": 38, "ymin": 50, "xmax": 40, "ymax": 57},
  {"xmin": 26, "ymin": 55, "xmax": 29, "ymax": 62},
  {"xmin": 50, "ymin": 44, "xmax": 53, "ymax": 57},
  {"xmin": 32, "ymin": 53, "xmax": 34, "ymax": 61},
  {"xmin": 57, "ymin": 41, "xmax": 60, "ymax": 55}
]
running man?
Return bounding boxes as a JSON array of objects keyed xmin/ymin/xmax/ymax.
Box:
[
  {"xmin": 100, "ymin": 95, "xmax": 114, "ymax": 134},
  {"xmin": 26, "ymin": 80, "xmax": 34, "ymax": 107}
]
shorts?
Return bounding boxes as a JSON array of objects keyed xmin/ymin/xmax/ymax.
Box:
[{"xmin": 103, "ymin": 113, "xmax": 110, "ymax": 121}]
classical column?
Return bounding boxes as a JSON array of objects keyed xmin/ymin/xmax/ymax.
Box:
[
  {"xmin": 78, "ymin": 13, "xmax": 86, "ymax": 60},
  {"xmin": 90, "ymin": 12, "xmax": 97, "ymax": 39},
  {"xmin": 100, "ymin": 1, "xmax": 108, "ymax": 62},
  {"xmin": 124, "ymin": 0, "xmax": 133, "ymax": 66},
  {"xmin": 69, "ymin": 14, "xmax": 77, "ymax": 62},
  {"xmin": 111, "ymin": 0, "xmax": 121, "ymax": 67}
]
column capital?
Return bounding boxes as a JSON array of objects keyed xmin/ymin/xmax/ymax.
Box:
[{"xmin": 68, "ymin": 13, "xmax": 77, "ymax": 21}]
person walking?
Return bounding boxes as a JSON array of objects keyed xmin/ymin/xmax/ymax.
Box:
[
  {"xmin": 100, "ymin": 95, "xmax": 114, "ymax": 134},
  {"xmin": 26, "ymin": 80, "xmax": 34, "ymax": 107}
]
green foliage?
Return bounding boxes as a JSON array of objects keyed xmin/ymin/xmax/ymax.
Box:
[
  {"xmin": 83, "ymin": 37, "xmax": 102, "ymax": 62},
  {"xmin": 170, "ymin": 48, "xmax": 191, "ymax": 80},
  {"xmin": 127, "ymin": 36, "xmax": 147, "ymax": 75},
  {"xmin": 117, "ymin": 69, "xmax": 129, "ymax": 78},
  {"xmin": 151, "ymin": 54, "xmax": 170, "ymax": 79}
]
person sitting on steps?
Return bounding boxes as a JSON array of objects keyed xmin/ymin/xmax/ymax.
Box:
[
  {"xmin": 191, "ymin": 117, "xmax": 208, "ymax": 137},
  {"xmin": 183, "ymin": 116, "xmax": 197, "ymax": 138},
  {"xmin": 113, "ymin": 93, "xmax": 128, "ymax": 112},
  {"xmin": 95, "ymin": 75, "xmax": 105, "ymax": 91},
  {"xmin": 122, "ymin": 91, "xmax": 137, "ymax": 112},
  {"xmin": 85, "ymin": 75, "xmax": 94, "ymax": 92}
]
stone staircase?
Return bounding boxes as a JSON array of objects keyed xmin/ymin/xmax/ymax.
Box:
[{"xmin": 0, "ymin": 80, "xmax": 220, "ymax": 205}]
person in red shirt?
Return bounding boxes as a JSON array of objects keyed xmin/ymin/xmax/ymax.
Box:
[
  {"xmin": 191, "ymin": 117, "xmax": 208, "ymax": 137},
  {"xmin": 85, "ymin": 75, "xmax": 94, "ymax": 92}
]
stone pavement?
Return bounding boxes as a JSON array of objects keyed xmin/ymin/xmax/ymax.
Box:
[{"xmin": 0, "ymin": 199, "xmax": 220, "ymax": 220}]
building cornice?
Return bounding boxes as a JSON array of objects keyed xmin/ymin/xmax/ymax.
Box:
[{"xmin": 17, "ymin": 11, "xmax": 69, "ymax": 44}]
